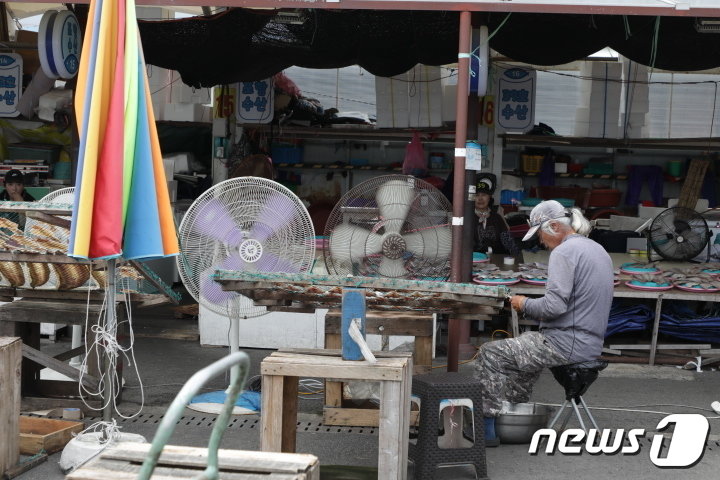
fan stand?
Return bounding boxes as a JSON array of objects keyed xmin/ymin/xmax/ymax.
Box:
[{"xmin": 186, "ymin": 299, "xmax": 257, "ymax": 415}]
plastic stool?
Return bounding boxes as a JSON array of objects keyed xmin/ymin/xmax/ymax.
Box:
[
  {"xmin": 409, "ymin": 372, "xmax": 488, "ymax": 480},
  {"xmin": 547, "ymin": 360, "xmax": 608, "ymax": 433}
]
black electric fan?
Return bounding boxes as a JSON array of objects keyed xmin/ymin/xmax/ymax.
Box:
[{"xmin": 646, "ymin": 207, "xmax": 712, "ymax": 262}]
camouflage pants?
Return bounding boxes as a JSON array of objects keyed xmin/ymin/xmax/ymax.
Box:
[{"xmin": 473, "ymin": 331, "xmax": 566, "ymax": 417}]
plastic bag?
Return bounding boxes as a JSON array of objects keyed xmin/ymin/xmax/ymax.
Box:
[{"xmin": 402, "ymin": 132, "xmax": 427, "ymax": 176}]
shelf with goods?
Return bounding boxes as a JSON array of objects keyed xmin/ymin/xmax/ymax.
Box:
[{"xmin": 241, "ymin": 124, "xmax": 457, "ymax": 144}]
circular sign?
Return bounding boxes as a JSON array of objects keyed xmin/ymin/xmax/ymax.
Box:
[
  {"xmin": 52, "ymin": 11, "xmax": 81, "ymax": 79},
  {"xmin": 38, "ymin": 10, "xmax": 59, "ymax": 79}
]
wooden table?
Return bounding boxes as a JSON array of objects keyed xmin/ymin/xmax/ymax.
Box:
[
  {"xmin": 261, "ymin": 349, "xmax": 413, "ymax": 480},
  {"xmin": 508, "ymin": 282, "xmax": 720, "ymax": 365}
]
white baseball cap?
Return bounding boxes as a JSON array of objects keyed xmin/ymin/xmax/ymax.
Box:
[{"xmin": 522, "ymin": 200, "xmax": 570, "ymax": 242}]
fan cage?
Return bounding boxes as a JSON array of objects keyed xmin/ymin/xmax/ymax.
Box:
[
  {"xmin": 648, "ymin": 207, "xmax": 710, "ymax": 261},
  {"xmin": 323, "ymin": 174, "xmax": 452, "ymax": 280},
  {"xmin": 177, "ymin": 177, "xmax": 315, "ymax": 318}
]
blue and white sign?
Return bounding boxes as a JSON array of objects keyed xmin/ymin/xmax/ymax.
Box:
[
  {"xmin": 0, "ymin": 54, "xmax": 22, "ymax": 117},
  {"xmin": 236, "ymin": 79, "xmax": 274, "ymax": 124},
  {"xmin": 53, "ymin": 11, "xmax": 81, "ymax": 79},
  {"xmin": 38, "ymin": 10, "xmax": 81, "ymax": 80},
  {"xmin": 496, "ymin": 67, "xmax": 535, "ymax": 132}
]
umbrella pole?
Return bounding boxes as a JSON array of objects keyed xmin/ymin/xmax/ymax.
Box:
[{"xmin": 103, "ymin": 258, "xmax": 117, "ymax": 424}]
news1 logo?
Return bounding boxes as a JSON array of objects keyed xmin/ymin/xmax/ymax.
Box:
[{"xmin": 529, "ymin": 414, "xmax": 710, "ymax": 468}]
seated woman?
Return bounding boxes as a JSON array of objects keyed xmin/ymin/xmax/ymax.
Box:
[{"xmin": 473, "ymin": 173, "xmax": 520, "ymax": 256}]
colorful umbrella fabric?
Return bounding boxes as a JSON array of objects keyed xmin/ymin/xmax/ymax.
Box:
[{"xmin": 70, "ymin": 0, "xmax": 178, "ymax": 260}]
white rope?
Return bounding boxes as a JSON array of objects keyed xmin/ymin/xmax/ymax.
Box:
[{"xmin": 77, "ymin": 266, "xmax": 145, "ymax": 419}]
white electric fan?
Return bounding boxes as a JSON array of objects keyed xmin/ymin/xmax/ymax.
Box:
[
  {"xmin": 324, "ymin": 175, "xmax": 452, "ymax": 280},
  {"xmin": 177, "ymin": 177, "xmax": 315, "ymax": 413}
]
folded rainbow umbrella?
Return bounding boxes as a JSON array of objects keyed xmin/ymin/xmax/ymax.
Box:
[{"xmin": 69, "ymin": 0, "xmax": 178, "ymax": 260}]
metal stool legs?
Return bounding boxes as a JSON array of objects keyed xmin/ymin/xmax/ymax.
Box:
[{"xmin": 547, "ymin": 395, "xmax": 601, "ymax": 433}]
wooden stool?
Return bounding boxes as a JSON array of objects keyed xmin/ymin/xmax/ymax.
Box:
[
  {"xmin": 324, "ymin": 310, "xmax": 431, "ymax": 427},
  {"xmin": 261, "ymin": 349, "xmax": 413, "ymax": 480}
]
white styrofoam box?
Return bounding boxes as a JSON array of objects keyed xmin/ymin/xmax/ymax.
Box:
[
  {"xmin": 610, "ymin": 215, "xmax": 647, "ymax": 232},
  {"xmin": 163, "ymin": 152, "xmax": 192, "ymax": 173},
  {"xmin": 586, "ymin": 122, "xmax": 620, "ymax": 138},
  {"xmin": 163, "ymin": 103, "xmax": 212, "ymax": 123},
  {"xmin": 668, "ymin": 198, "xmax": 709, "ymax": 211},
  {"xmin": 555, "ymin": 163, "xmax": 568, "ymax": 173},
  {"xmin": 408, "ymin": 65, "xmax": 443, "ymax": 128},
  {"xmin": 39, "ymin": 89, "xmax": 72, "ymax": 110},
  {"xmin": 375, "ymin": 74, "xmax": 409, "ymax": 128},
  {"xmin": 200, "ymin": 304, "xmax": 327, "ymax": 348},
  {"xmin": 638, "ymin": 205, "xmax": 668, "ymax": 219}
]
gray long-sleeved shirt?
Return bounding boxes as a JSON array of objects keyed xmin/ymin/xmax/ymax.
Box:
[{"xmin": 523, "ymin": 234, "xmax": 614, "ymax": 363}]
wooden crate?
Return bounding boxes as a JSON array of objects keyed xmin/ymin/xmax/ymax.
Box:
[
  {"xmin": 0, "ymin": 337, "xmax": 21, "ymax": 476},
  {"xmin": 67, "ymin": 442, "xmax": 320, "ymax": 480},
  {"xmin": 19, "ymin": 416, "xmax": 84, "ymax": 455}
]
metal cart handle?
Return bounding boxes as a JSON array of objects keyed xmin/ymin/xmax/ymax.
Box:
[{"xmin": 137, "ymin": 351, "xmax": 251, "ymax": 480}]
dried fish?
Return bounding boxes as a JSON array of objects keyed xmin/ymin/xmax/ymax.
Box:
[{"xmin": 27, "ymin": 262, "xmax": 50, "ymax": 288}]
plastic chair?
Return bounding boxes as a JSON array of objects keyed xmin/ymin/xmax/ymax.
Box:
[
  {"xmin": 547, "ymin": 360, "xmax": 608, "ymax": 433},
  {"xmin": 137, "ymin": 352, "xmax": 251, "ymax": 480}
]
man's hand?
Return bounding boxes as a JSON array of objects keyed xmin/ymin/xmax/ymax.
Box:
[{"xmin": 510, "ymin": 295, "xmax": 527, "ymax": 312}]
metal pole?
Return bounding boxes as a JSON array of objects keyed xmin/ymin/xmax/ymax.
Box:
[
  {"xmin": 448, "ymin": 11, "xmax": 472, "ymax": 373},
  {"xmin": 102, "ymin": 258, "xmax": 116, "ymax": 423}
]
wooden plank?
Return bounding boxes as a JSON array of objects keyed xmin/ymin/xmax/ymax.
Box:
[
  {"xmin": 414, "ymin": 336, "xmax": 433, "ymax": 370},
  {"xmin": 213, "ymin": 271, "xmax": 508, "ymax": 298},
  {"xmin": 262, "ymin": 375, "xmax": 286, "ymax": 453},
  {"xmin": 20, "ymin": 396, "xmax": 101, "ymax": 414},
  {"xmin": 323, "ymin": 406, "xmax": 419, "ymax": 427},
  {"xmin": 277, "ymin": 348, "xmax": 413, "ymax": 359},
  {"xmin": 129, "ymin": 260, "xmax": 180, "ymax": 305},
  {"xmin": 0, "ymin": 251, "xmax": 94, "ymax": 265},
  {"xmin": 325, "ymin": 312, "xmax": 434, "ymax": 336},
  {"xmin": 53, "ymin": 345, "xmax": 87, "ymax": 362},
  {"xmin": 25, "ymin": 211, "xmax": 71, "ymax": 228},
  {"xmin": 0, "ymin": 300, "xmax": 103, "ymax": 325},
  {"xmin": 261, "ymin": 357, "xmax": 405, "ymax": 381},
  {"xmin": 21, "ymin": 344, "xmax": 98, "ymax": 390},
  {"xmin": 378, "ymin": 379, "xmax": 403, "ymax": 480},
  {"xmin": 100, "ymin": 443, "xmax": 319, "ymax": 474},
  {"xmin": 68, "ymin": 457, "xmax": 308, "ymax": 479},
  {"xmin": 281, "ymin": 377, "xmax": 299, "ymax": 453},
  {"xmin": 0, "ymin": 337, "xmax": 20, "ymax": 476}
]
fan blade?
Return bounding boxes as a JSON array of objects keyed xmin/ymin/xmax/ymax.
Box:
[
  {"xmin": 194, "ymin": 198, "xmax": 245, "ymax": 247},
  {"xmin": 199, "ymin": 254, "xmax": 244, "ymax": 306},
  {"xmin": 404, "ymin": 226, "xmax": 452, "ymax": 261},
  {"xmin": 250, "ymin": 193, "xmax": 298, "ymax": 243},
  {"xmin": 376, "ymin": 179, "xmax": 414, "ymax": 234},
  {"xmin": 377, "ymin": 257, "xmax": 406, "ymax": 278},
  {"xmin": 329, "ymin": 223, "xmax": 383, "ymax": 262},
  {"xmin": 255, "ymin": 251, "xmax": 302, "ymax": 273}
]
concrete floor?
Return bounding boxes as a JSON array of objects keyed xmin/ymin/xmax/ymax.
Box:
[{"xmin": 13, "ymin": 303, "xmax": 720, "ymax": 480}]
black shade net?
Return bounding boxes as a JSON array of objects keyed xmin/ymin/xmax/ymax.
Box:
[{"xmin": 137, "ymin": 9, "xmax": 720, "ymax": 88}]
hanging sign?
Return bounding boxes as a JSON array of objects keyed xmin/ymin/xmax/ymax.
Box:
[
  {"xmin": 236, "ymin": 79, "xmax": 274, "ymax": 124},
  {"xmin": 0, "ymin": 54, "xmax": 22, "ymax": 117},
  {"xmin": 53, "ymin": 11, "xmax": 81, "ymax": 79},
  {"xmin": 38, "ymin": 10, "xmax": 81, "ymax": 80},
  {"xmin": 496, "ymin": 67, "xmax": 535, "ymax": 132}
]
